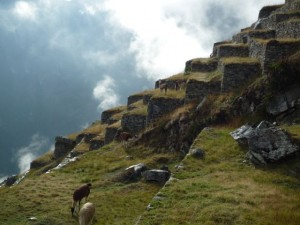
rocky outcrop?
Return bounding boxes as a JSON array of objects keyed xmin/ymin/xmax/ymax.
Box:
[
  {"xmin": 1, "ymin": 175, "xmax": 18, "ymax": 187},
  {"xmin": 231, "ymin": 121, "xmax": 299, "ymax": 165},
  {"xmin": 53, "ymin": 137, "xmax": 76, "ymax": 159},
  {"xmin": 266, "ymin": 85, "xmax": 300, "ymax": 117}
]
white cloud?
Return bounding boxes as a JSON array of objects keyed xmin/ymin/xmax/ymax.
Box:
[
  {"xmin": 83, "ymin": 50, "xmax": 119, "ymax": 66},
  {"xmin": 93, "ymin": 76, "xmax": 120, "ymax": 111},
  {"xmin": 100, "ymin": 0, "xmax": 284, "ymax": 80},
  {"xmin": 13, "ymin": 1, "xmax": 38, "ymax": 21},
  {"xmin": 15, "ymin": 134, "xmax": 49, "ymax": 173}
]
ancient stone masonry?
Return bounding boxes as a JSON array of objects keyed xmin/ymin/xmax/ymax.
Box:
[
  {"xmin": 212, "ymin": 41, "xmax": 232, "ymax": 57},
  {"xmin": 185, "ymin": 58, "xmax": 218, "ymax": 73},
  {"xmin": 276, "ymin": 19, "xmax": 300, "ymax": 38},
  {"xmin": 218, "ymin": 59, "xmax": 261, "ymax": 92},
  {"xmin": 143, "ymin": 94, "xmax": 152, "ymax": 105},
  {"xmin": 216, "ymin": 44, "xmax": 249, "ymax": 58},
  {"xmin": 263, "ymin": 40, "xmax": 300, "ymax": 73},
  {"xmin": 121, "ymin": 113, "xmax": 146, "ymax": 134},
  {"xmin": 104, "ymin": 126, "xmax": 118, "ymax": 144},
  {"xmin": 185, "ymin": 79, "xmax": 221, "ymax": 102},
  {"xmin": 127, "ymin": 95, "xmax": 144, "ymax": 106},
  {"xmin": 147, "ymin": 97, "xmax": 184, "ymax": 124},
  {"xmin": 258, "ymin": 5, "xmax": 283, "ymax": 19},
  {"xmin": 101, "ymin": 107, "xmax": 125, "ymax": 124},
  {"xmin": 233, "ymin": 30, "xmax": 276, "ymax": 44},
  {"xmin": 53, "ymin": 137, "xmax": 76, "ymax": 159}
]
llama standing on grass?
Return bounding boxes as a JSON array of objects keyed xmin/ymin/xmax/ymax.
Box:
[
  {"xmin": 79, "ymin": 202, "xmax": 95, "ymax": 225},
  {"xmin": 71, "ymin": 183, "xmax": 92, "ymax": 215}
]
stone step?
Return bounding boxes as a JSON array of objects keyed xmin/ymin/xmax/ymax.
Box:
[
  {"xmin": 278, "ymin": 0, "xmax": 300, "ymax": 13},
  {"xmin": 251, "ymin": 8, "xmax": 300, "ymax": 30},
  {"xmin": 249, "ymin": 38, "xmax": 300, "ymax": 74},
  {"xmin": 216, "ymin": 44, "xmax": 249, "ymax": 58},
  {"xmin": 233, "ymin": 29, "xmax": 276, "ymax": 44},
  {"xmin": 212, "ymin": 40, "xmax": 232, "ymax": 57},
  {"xmin": 276, "ymin": 18, "xmax": 300, "ymax": 38},
  {"xmin": 185, "ymin": 58, "xmax": 218, "ymax": 73},
  {"xmin": 218, "ymin": 57, "xmax": 261, "ymax": 92}
]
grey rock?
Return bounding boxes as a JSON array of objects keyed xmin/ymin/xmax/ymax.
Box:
[
  {"xmin": 142, "ymin": 169, "xmax": 171, "ymax": 183},
  {"xmin": 189, "ymin": 148, "xmax": 205, "ymax": 159},
  {"xmin": 231, "ymin": 121, "xmax": 299, "ymax": 165}
]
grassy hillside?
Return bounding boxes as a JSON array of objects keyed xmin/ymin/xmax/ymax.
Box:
[
  {"xmin": 0, "ymin": 142, "xmax": 182, "ymax": 225},
  {"xmin": 138, "ymin": 126, "xmax": 300, "ymax": 225}
]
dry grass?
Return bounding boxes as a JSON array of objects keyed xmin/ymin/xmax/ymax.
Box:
[{"xmin": 221, "ymin": 57, "xmax": 260, "ymax": 64}]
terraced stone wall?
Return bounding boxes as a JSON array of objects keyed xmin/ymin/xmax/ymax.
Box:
[
  {"xmin": 185, "ymin": 79, "xmax": 221, "ymax": 102},
  {"xmin": 263, "ymin": 40, "xmax": 300, "ymax": 73},
  {"xmin": 185, "ymin": 58, "xmax": 218, "ymax": 73},
  {"xmin": 104, "ymin": 126, "xmax": 118, "ymax": 144},
  {"xmin": 101, "ymin": 109, "xmax": 122, "ymax": 124},
  {"xmin": 127, "ymin": 95, "xmax": 144, "ymax": 106},
  {"xmin": 217, "ymin": 44, "xmax": 249, "ymax": 58},
  {"xmin": 147, "ymin": 97, "xmax": 183, "ymax": 124},
  {"xmin": 121, "ymin": 114, "xmax": 146, "ymax": 134},
  {"xmin": 276, "ymin": 20, "xmax": 300, "ymax": 38},
  {"xmin": 219, "ymin": 61, "xmax": 261, "ymax": 92}
]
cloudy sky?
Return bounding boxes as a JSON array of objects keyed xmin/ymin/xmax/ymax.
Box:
[{"xmin": 0, "ymin": 0, "xmax": 284, "ymax": 181}]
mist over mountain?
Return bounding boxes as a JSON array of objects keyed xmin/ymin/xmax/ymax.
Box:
[{"xmin": 0, "ymin": 0, "xmax": 284, "ymax": 180}]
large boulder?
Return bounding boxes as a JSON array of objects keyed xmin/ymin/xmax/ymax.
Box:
[
  {"xmin": 142, "ymin": 169, "xmax": 171, "ymax": 183},
  {"xmin": 231, "ymin": 121, "xmax": 299, "ymax": 165},
  {"xmin": 117, "ymin": 163, "xmax": 148, "ymax": 182}
]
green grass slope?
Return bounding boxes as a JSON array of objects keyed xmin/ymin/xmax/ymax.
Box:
[
  {"xmin": 0, "ymin": 142, "xmax": 182, "ymax": 225},
  {"xmin": 137, "ymin": 126, "xmax": 300, "ymax": 225}
]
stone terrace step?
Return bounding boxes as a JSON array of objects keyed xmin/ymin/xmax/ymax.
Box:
[
  {"xmin": 185, "ymin": 58, "xmax": 218, "ymax": 73},
  {"xmin": 216, "ymin": 44, "xmax": 249, "ymax": 58},
  {"xmin": 276, "ymin": 18, "xmax": 300, "ymax": 38},
  {"xmin": 212, "ymin": 40, "xmax": 232, "ymax": 57},
  {"xmin": 252, "ymin": 9, "xmax": 300, "ymax": 30},
  {"xmin": 218, "ymin": 57, "xmax": 261, "ymax": 92},
  {"xmin": 249, "ymin": 38, "xmax": 300, "ymax": 73},
  {"xmin": 278, "ymin": 0, "xmax": 300, "ymax": 13},
  {"xmin": 233, "ymin": 29, "xmax": 276, "ymax": 44}
]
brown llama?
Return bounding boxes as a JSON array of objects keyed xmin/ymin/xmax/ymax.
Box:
[{"xmin": 71, "ymin": 183, "xmax": 92, "ymax": 215}]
